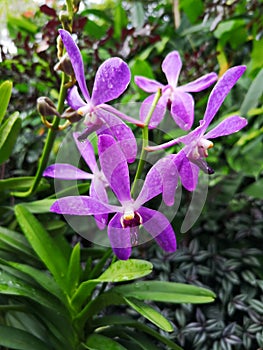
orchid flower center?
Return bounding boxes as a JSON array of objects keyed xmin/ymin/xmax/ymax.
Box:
[
  {"xmin": 191, "ymin": 138, "xmax": 214, "ymax": 160},
  {"xmin": 77, "ymin": 104, "xmax": 100, "ymax": 126},
  {"xmin": 120, "ymin": 211, "xmax": 143, "ymax": 246}
]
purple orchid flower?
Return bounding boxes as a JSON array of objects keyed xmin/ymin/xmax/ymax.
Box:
[
  {"xmin": 146, "ymin": 65, "xmax": 248, "ymax": 200},
  {"xmin": 134, "ymin": 51, "xmax": 218, "ymax": 130},
  {"xmin": 59, "ymin": 29, "xmax": 144, "ymax": 162},
  {"xmin": 43, "ymin": 132, "xmax": 108, "ymax": 229},
  {"xmin": 50, "ymin": 134, "xmax": 176, "ymax": 260}
]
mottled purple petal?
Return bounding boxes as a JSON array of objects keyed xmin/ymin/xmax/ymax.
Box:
[
  {"xmin": 173, "ymin": 150, "xmax": 199, "ymax": 191},
  {"xmin": 170, "ymin": 91, "xmax": 194, "ymax": 130},
  {"xmin": 90, "ymin": 178, "xmax": 108, "ymax": 229},
  {"xmin": 203, "ymin": 65, "xmax": 246, "ymax": 127},
  {"xmin": 97, "ymin": 109, "xmax": 137, "ymax": 163},
  {"xmin": 98, "ymin": 134, "xmax": 131, "ymax": 203},
  {"xmin": 43, "ymin": 164, "xmax": 93, "ymax": 180},
  {"xmin": 100, "ymin": 104, "xmax": 144, "ymax": 127},
  {"xmin": 205, "ymin": 115, "xmax": 248, "ymax": 139},
  {"xmin": 59, "ymin": 29, "xmax": 90, "ymax": 102},
  {"xmin": 181, "ymin": 72, "xmax": 217, "ymax": 92},
  {"xmin": 162, "ymin": 51, "xmax": 182, "ymax": 88},
  {"xmin": 139, "ymin": 94, "xmax": 168, "ymax": 129},
  {"xmin": 50, "ymin": 196, "xmax": 119, "ymax": 215},
  {"xmin": 134, "ymin": 76, "xmax": 164, "ymax": 93},
  {"xmin": 67, "ymin": 86, "xmax": 86, "ymax": 111},
  {"xmin": 91, "ymin": 58, "xmax": 131, "ymax": 106},
  {"xmin": 73, "ymin": 132, "xmax": 98, "ymax": 173},
  {"xmin": 108, "ymin": 213, "xmax": 132, "ymax": 260},
  {"xmin": 138, "ymin": 207, "xmax": 176, "ymax": 252}
]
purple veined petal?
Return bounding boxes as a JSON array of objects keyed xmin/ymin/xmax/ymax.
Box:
[
  {"xmin": 173, "ymin": 150, "xmax": 199, "ymax": 191},
  {"xmin": 170, "ymin": 91, "xmax": 194, "ymax": 130},
  {"xmin": 90, "ymin": 178, "xmax": 108, "ymax": 230},
  {"xmin": 91, "ymin": 57, "xmax": 131, "ymax": 106},
  {"xmin": 97, "ymin": 109, "xmax": 137, "ymax": 163},
  {"xmin": 98, "ymin": 134, "xmax": 131, "ymax": 204},
  {"xmin": 43, "ymin": 164, "xmax": 93, "ymax": 180},
  {"xmin": 180, "ymin": 72, "xmax": 218, "ymax": 92},
  {"xmin": 161, "ymin": 155, "xmax": 179, "ymax": 206},
  {"xmin": 100, "ymin": 104, "xmax": 145, "ymax": 127},
  {"xmin": 73, "ymin": 132, "xmax": 98, "ymax": 173},
  {"xmin": 108, "ymin": 213, "xmax": 132, "ymax": 260},
  {"xmin": 134, "ymin": 76, "xmax": 164, "ymax": 93},
  {"xmin": 161, "ymin": 51, "xmax": 182, "ymax": 88},
  {"xmin": 205, "ymin": 115, "xmax": 248, "ymax": 139},
  {"xmin": 139, "ymin": 94, "xmax": 168, "ymax": 129},
  {"xmin": 67, "ymin": 86, "xmax": 87, "ymax": 111},
  {"xmin": 138, "ymin": 207, "xmax": 176, "ymax": 252},
  {"xmin": 203, "ymin": 65, "xmax": 246, "ymax": 127},
  {"xmin": 76, "ymin": 121, "xmax": 104, "ymax": 141},
  {"xmin": 50, "ymin": 196, "xmax": 120, "ymax": 215},
  {"xmin": 58, "ymin": 29, "xmax": 90, "ymax": 102}
]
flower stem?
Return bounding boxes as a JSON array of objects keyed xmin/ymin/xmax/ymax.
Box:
[
  {"xmin": 11, "ymin": 73, "xmax": 68, "ymax": 198},
  {"xmin": 131, "ymin": 88, "xmax": 162, "ymax": 197}
]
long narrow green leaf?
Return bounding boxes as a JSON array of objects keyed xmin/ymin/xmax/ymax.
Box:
[
  {"xmin": 0, "ymin": 112, "xmax": 22, "ymax": 164},
  {"xmin": 85, "ymin": 334, "xmax": 127, "ymax": 350},
  {"xmin": 0, "ymin": 176, "xmax": 49, "ymax": 192},
  {"xmin": 0, "ymin": 325, "xmax": 49, "ymax": 350},
  {"xmin": 0, "ymin": 80, "xmax": 12, "ymax": 124},
  {"xmin": 18, "ymin": 199, "xmax": 56, "ymax": 213},
  {"xmin": 66, "ymin": 242, "xmax": 81, "ymax": 296},
  {"xmin": 114, "ymin": 281, "xmax": 216, "ymax": 304},
  {"xmin": 14, "ymin": 205, "xmax": 68, "ymax": 290},
  {"xmin": 123, "ymin": 297, "xmax": 173, "ymax": 332}
]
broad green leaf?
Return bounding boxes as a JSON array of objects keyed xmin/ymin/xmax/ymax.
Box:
[
  {"xmin": 244, "ymin": 179, "xmax": 263, "ymax": 199},
  {"xmin": 0, "ymin": 112, "xmax": 21, "ymax": 165},
  {"xmin": 180, "ymin": 0, "xmax": 204, "ymax": 23},
  {"xmin": 0, "ymin": 325, "xmax": 48, "ymax": 350},
  {"xmin": 248, "ymin": 37, "xmax": 263, "ymax": 73},
  {"xmin": 114, "ymin": 281, "xmax": 216, "ymax": 304},
  {"xmin": 240, "ymin": 68, "xmax": 263, "ymax": 115},
  {"xmin": 85, "ymin": 334, "xmax": 127, "ymax": 350},
  {"xmin": 0, "ymin": 80, "xmax": 12, "ymax": 124},
  {"xmin": 8, "ymin": 15, "xmax": 38, "ymax": 34},
  {"xmin": 113, "ymin": 0, "xmax": 127, "ymax": 39},
  {"xmin": 71, "ymin": 280, "xmax": 99, "ymax": 309},
  {"xmin": 19, "ymin": 199, "xmax": 56, "ymax": 213},
  {"xmin": 0, "ymin": 176, "xmax": 49, "ymax": 193},
  {"xmin": 66, "ymin": 243, "xmax": 81, "ymax": 296},
  {"xmin": 124, "ymin": 297, "xmax": 173, "ymax": 332},
  {"xmin": 14, "ymin": 205, "xmax": 68, "ymax": 289},
  {"xmin": 98, "ymin": 259, "xmax": 153, "ymax": 282}
]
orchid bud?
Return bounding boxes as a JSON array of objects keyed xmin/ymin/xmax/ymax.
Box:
[
  {"xmin": 61, "ymin": 107, "xmax": 82, "ymax": 123},
  {"xmin": 57, "ymin": 36, "xmax": 64, "ymax": 59},
  {"xmin": 54, "ymin": 53, "xmax": 74, "ymax": 77},
  {"xmin": 37, "ymin": 97, "xmax": 60, "ymax": 117},
  {"xmin": 73, "ymin": 0, "xmax": 81, "ymax": 12}
]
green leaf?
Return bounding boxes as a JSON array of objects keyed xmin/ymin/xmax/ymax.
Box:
[
  {"xmin": 14, "ymin": 205, "xmax": 68, "ymax": 290},
  {"xmin": 124, "ymin": 297, "xmax": 173, "ymax": 332},
  {"xmin": 98, "ymin": 259, "xmax": 153, "ymax": 282},
  {"xmin": 113, "ymin": 0, "xmax": 127, "ymax": 39},
  {"xmin": 85, "ymin": 334, "xmax": 127, "ymax": 350},
  {"xmin": 8, "ymin": 15, "xmax": 38, "ymax": 34},
  {"xmin": 0, "ymin": 112, "xmax": 21, "ymax": 164},
  {"xmin": 66, "ymin": 243, "xmax": 81, "ymax": 296},
  {"xmin": 114, "ymin": 281, "xmax": 216, "ymax": 304},
  {"xmin": 180, "ymin": 0, "xmax": 204, "ymax": 23},
  {"xmin": 19, "ymin": 199, "xmax": 56, "ymax": 213},
  {"xmin": 0, "ymin": 80, "xmax": 12, "ymax": 124},
  {"xmin": 0, "ymin": 325, "xmax": 48, "ymax": 350},
  {"xmin": 244, "ymin": 178, "xmax": 263, "ymax": 199},
  {"xmin": 130, "ymin": 2, "xmax": 145, "ymax": 29},
  {"xmin": 0, "ymin": 176, "xmax": 49, "ymax": 193},
  {"xmin": 240, "ymin": 68, "xmax": 263, "ymax": 115}
]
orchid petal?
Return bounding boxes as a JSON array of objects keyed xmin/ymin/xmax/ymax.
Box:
[
  {"xmin": 50, "ymin": 196, "xmax": 119, "ymax": 215},
  {"xmin": 170, "ymin": 91, "xmax": 194, "ymax": 130},
  {"xmin": 203, "ymin": 65, "xmax": 246, "ymax": 127},
  {"xmin": 205, "ymin": 115, "xmax": 248, "ymax": 139},
  {"xmin": 162, "ymin": 51, "xmax": 182, "ymax": 88},
  {"xmin": 98, "ymin": 134, "xmax": 131, "ymax": 203},
  {"xmin": 73, "ymin": 132, "xmax": 98, "ymax": 173},
  {"xmin": 108, "ymin": 213, "xmax": 132, "ymax": 260},
  {"xmin": 97, "ymin": 109, "xmax": 137, "ymax": 163},
  {"xmin": 91, "ymin": 58, "xmax": 131, "ymax": 106},
  {"xmin": 138, "ymin": 207, "xmax": 176, "ymax": 252},
  {"xmin": 173, "ymin": 150, "xmax": 199, "ymax": 191},
  {"xmin": 181, "ymin": 72, "xmax": 217, "ymax": 92},
  {"xmin": 59, "ymin": 29, "xmax": 90, "ymax": 102},
  {"xmin": 134, "ymin": 76, "xmax": 164, "ymax": 93},
  {"xmin": 139, "ymin": 94, "xmax": 168, "ymax": 129},
  {"xmin": 43, "ymin": 164, "xmax": 93, "ymax": 180},
  {"xmin": 100, "ymin": 104, "xmax": 144, "ymax": 127},
  {"xmin": 90, "ymin": 178, "xmax": 108, "ymax": 229},
  {"xmin": 67, "ymin": 86, "xmax": 86, "ymax": 111}
]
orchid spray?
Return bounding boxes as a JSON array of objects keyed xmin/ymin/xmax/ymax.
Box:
[{"xmin": 48, "ymin": 29, "xmax": 248, "ymax": 260}]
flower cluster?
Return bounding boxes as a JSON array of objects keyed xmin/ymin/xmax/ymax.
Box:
[{"xmin": 46, "ymin": 29, "xmax": 247, "ymax": 260}]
